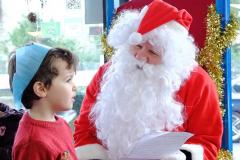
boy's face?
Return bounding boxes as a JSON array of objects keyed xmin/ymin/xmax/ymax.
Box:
[{"xmin": 45, "ymin": 58, "xmax": 76, "ymax": 112}]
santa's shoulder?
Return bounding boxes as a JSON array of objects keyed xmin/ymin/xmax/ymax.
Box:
[
  {"xmin": 179, "ymin": 65, "xmax": 217, "ymax": 94},
  {"xmin": 186, "ymin": 65, "xmax": 215, "ymax": 85},
  {"xmin": 177, "ymin": 65, "xmax": 219, "ymax": 107}
]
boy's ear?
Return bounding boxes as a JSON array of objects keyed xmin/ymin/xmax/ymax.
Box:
[{"xmin": 33, "ymin": 82, "xmax": 47, "ymax": 97}]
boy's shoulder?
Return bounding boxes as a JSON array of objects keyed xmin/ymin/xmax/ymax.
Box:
[
  {"xmin": 14, "ymin": 113, "xmax": 71, "ymax": 147},
  {"xmin": 16, "ymin": 113, "xmax": 72, "ymax": 141},
  {"xmin": 13, "ymin": 114, "xmax": 74, "ymax": 159}
]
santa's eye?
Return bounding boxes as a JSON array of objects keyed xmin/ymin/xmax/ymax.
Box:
[
  {"xmin": 149, "ymin": 50, "xmax": 158, "ymax": 55},
  {"xmin": 136, "ymin": 45, "xmax": 143, "ymax": 49}
]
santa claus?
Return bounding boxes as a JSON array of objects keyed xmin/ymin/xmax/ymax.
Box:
[{"xmin": 74, "ymin": 0, "xmax": 223, "ymax": 160}]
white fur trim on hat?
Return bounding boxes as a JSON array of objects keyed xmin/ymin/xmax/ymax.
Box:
[
  {"xmin": 139, "ymin": 5, "xmax": 149, "ymax": 19},
  {"xmin": 180, "ymin": 144, "xmax": 204, "ymax": 160},
  {"xmin": 128, "ymin": 32, "xmax": 143, "ymax": 45},
  {"xmin": 75, "ymin": 144, "xmax": 109, "ymax": 160},
  {"xmin": 107, "ymin": 11, "xmax": 141, "ymax": 48}
]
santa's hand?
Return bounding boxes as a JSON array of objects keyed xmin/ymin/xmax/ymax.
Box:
[{"xmin": 160, "ymin": 150, "xmax": 186, "ymax": 160}]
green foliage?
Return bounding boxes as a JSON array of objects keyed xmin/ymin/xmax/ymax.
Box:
[
  {"xmin": 231, "ymin": 8, "xmax": 240, "ymax": 22},
  {"xmin": 72, "ymin": 89, "xmax": 85, "ymax": 115},
  {"xmin": 232, "ymin": 43, "xmax": 240, "ymax": 76},
  {"xmin": 0, "ymin": 19, "xmax": 36, "ymax": 57},
  {"xmin": 4, "ymin": 17, "xmax": 101, "ymax": 70},
  {"xmin": 231, "ymin": 0, "xmax": 240, "ymax": 4},
  {"xmin": 0, "ymin": 40, "xmax": 10, "ymax": 55},
  {"xmin": 231, "ymin": 1, "xmax": 240, "ymax": 77},
  {"xmin": 9, "ymin": 19, "xmax": 36, "ymax": 47},
  {"xmin": 42, "ymin": 37, "xmax": 80, "ymax": 53},
  {"xmin": 79, "ymin": 36, "xmax": 101, "ymax": 62},
  {"xmin": 42, "ymin": 36, "xmax": 101, "ymax": 65}
]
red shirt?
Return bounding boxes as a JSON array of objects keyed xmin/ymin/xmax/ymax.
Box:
[
  {"xmin": 74, "ymin": 63, "xmax": 223, "ymax": 160},
  {"xmin": 13, "ymin": 112, "xmax": 77, "ymax": 160}
]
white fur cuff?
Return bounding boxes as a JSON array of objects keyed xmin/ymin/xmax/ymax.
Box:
[
  {"xmin": 180, "ymin": 144, "xmax": 204, "ymax": 160},
  {"xmin": 128, "ymin": 32, "xmax": 143, "ymax": 45},
  {"xmin": 75, "ymin": 144, "xmax": 108, "ymax": 160}
]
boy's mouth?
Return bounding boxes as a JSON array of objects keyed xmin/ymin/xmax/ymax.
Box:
[{"xmin": 72, "ymin": 96, "xmax": 76, "ymax": 103}]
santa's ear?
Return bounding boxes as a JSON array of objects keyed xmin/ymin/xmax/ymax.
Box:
[{"xmin": 33, "ymin": 81, "xmax": 47, "ymax": 98}]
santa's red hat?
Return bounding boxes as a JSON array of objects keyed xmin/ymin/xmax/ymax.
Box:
[{"xmin": 128, "ymin": 0, "xmax": 192, "ymax": 45}]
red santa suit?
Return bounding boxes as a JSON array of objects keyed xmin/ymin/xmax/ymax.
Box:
[
  {"xmin": 74, "ymin": 63, "xmax": 223, "ymax": 160},
  {"xmin": 74, "ymin": 0, "xmax": 223, "ymax": 159}
]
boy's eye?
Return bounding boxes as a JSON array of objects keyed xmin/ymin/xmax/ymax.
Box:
[{"xmin": 66, "ymin": 78, "xmax": 72, "ymax": 82}]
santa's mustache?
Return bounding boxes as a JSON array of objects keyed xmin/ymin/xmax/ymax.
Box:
[{"xmin": 136, "ymin": 59, "xmax": 147, "ymax": 70}]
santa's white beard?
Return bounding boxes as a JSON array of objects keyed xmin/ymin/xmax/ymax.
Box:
[{"xmin": 90, "ymin": 46, "xmax": 197, "ymax": 159}]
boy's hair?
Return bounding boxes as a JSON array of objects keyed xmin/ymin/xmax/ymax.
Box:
[{"xmin": 8, "ymin": 48, "xmax": 78, "ymax": 109}]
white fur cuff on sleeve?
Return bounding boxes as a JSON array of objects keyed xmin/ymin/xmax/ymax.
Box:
[
  {"xmin": 180, "ymin": 144, "xmax": 204, "ymax": 160},
  {"xmin": 75, "ymin": 144, "xmax": 108, "ymax": 160}
]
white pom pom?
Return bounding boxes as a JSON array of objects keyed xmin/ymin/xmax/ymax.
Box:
[{"xmin": 128, "ymin": 32, "xmax": 143, "ymax": 45}]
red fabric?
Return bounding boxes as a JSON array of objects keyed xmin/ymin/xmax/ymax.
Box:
[
  {"xmin": 176, "ymin": 66, "xmax": 223, "ymax": 160},
  {"xmin": 137, "ymin": 0, "xmax": 192, "ymax": 34},
  {"xmin": 116, "ymin": 0, "xmax": 215, "ymax": 48},
  {"xmin": 74, "ymin": 64, "xmax": 109, "ymax": 147},
  {"xmin": 74, "ymin": 63, "xmax": 223, "ymax": 160},
  {"xmin": 12, "ymin": 112, "xmax": 77, "ymax": 160},
  {"xmin": 116, "ymin": 0, "xmax": 153, "ymax": 13},
  {"xmin": 164, "ymin": 0, "xmax": 215, "ymax": 49}
]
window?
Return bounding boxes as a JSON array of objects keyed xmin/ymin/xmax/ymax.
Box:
[
  {"xmin": 0, "ymin": 0, "xmax": 104, "ymax": 125},
  {"xmin": 231, "ymin": 0, "xmax": 240, "ymax": 158}
]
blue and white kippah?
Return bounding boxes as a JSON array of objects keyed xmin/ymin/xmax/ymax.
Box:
[{"xmin": 12, "ymin": 43, "xmax": 52, "ymax": 109}]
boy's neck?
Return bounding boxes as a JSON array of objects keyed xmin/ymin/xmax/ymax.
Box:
[{"xmin": 29, "ymin": 102, "xmax": 56, "ymax": 122}]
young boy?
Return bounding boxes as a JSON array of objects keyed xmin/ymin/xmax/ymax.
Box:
[{"xmin": 9, "ymin": 43, "xmax": 78, "ymax": 160}]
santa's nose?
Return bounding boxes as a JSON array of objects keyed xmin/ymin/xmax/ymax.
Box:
[{"xmin": 134, "ymin": 49, "xmax": 148, "ymax": 61}]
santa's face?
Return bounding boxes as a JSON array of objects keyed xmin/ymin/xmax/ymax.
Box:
[{"xmin": 131, "ymin": 41, "xmax": 162, "ymax": 65}]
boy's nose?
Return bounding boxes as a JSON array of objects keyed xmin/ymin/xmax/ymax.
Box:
[{"xmin": 72, "ymin": 83, "xmax": 77, "ymax": 92}]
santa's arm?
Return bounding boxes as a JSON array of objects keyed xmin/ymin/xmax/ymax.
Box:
[
  {"xmin": 73, "ymin": 64, "xmax": 110, "ymax": 159},
  {"xmin": 179, "ymin": 68, "xmax": 223, "ymax": 160}
]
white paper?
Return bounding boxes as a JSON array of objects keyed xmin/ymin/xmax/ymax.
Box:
[{"xmin": 120, "ymin": 131, "xmax": 193, "ymax": 160}]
